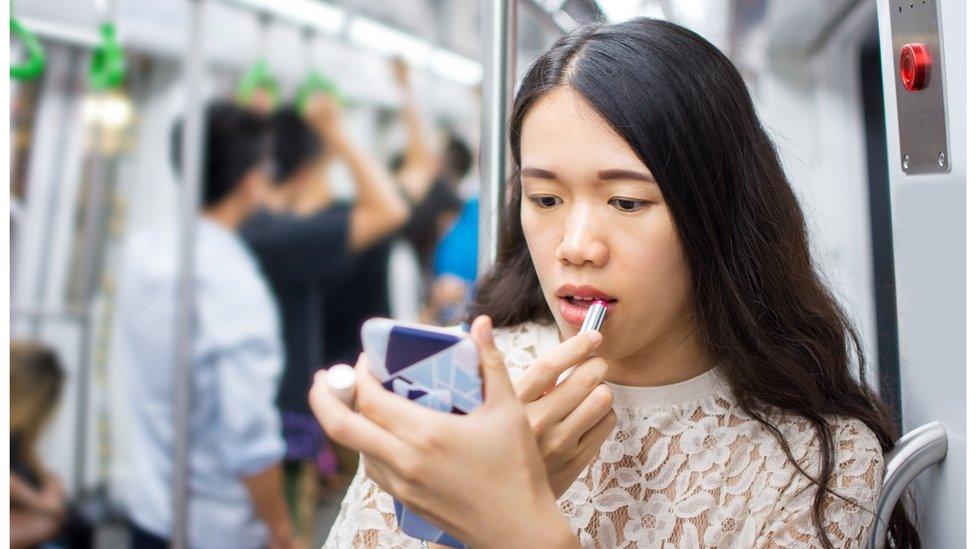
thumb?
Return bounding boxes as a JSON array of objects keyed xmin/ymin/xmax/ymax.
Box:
[{"xmin": 470, "ymin": 315, "xmax": 516, "ymax": 405}]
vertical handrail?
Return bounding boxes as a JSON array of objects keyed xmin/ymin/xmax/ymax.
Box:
[
  {"xmin": 869, "ymin": 421, "xmax": 948, "ymax": 548},
  {"xmin": 477, "ymin": 0, "xmax": 517, "ymax": 276},
  {"xmin": 171, "ymin": 0, "xmax": 206, "ymax": 547},
  {"xmin": 69, "ymin": 124, "xmax": 110, "ymax": 497},
  {"xmin": 28, "ymin": 49, "xmax": 84, "ymax": 338}
]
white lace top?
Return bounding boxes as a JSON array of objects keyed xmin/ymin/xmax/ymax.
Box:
[{"xmin": 324, "ymin": 321, "xmax": 884, "ymax": 548}]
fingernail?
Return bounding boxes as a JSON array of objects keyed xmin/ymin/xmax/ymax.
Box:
[
  {"xmin": 586, "ymin": 330, "xmax": 602, "ymax": 344},
  {"xmin": 474, "ymin": 316, "xmax": 493, "ymax": 342}
]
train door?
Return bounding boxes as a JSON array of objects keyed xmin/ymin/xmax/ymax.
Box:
[{"xmin": 877, "ymin": 0, "xmax": 966, "ymax": 545}]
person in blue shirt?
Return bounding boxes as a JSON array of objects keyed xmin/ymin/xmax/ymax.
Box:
[
  {"xmin": 425, "ymin": 197, "xmax": 479, "ymax": 325},
  {"xmin": 117, "ymin": 101, "xmax": 295, "ymax": 549}
]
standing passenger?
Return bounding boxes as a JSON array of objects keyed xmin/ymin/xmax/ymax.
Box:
[
  {"xmin": 240, "ymin": 97, "xmax": 409, "ymax": 543},
  {"xmin": 117, "ymin": 101, "xmax": 294, "ymax": 549}
]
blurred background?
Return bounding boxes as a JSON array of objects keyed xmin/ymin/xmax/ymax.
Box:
[{"xmin": 8, "ymin": 0, "xmax": 966, "ymax": 548}]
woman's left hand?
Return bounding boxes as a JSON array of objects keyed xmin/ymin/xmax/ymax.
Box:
[{"xmin": 309, "ymin": 316, "xmax": 580, "ymax": 549}]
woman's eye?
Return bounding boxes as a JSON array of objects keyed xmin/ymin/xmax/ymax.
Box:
[
  {"xmin": 529, "ymin": 195, "xmax": 562, "ymax": 208},
  {"xmin": 609, "ymin": 198, "xmax": 650, "ymax": 212}
]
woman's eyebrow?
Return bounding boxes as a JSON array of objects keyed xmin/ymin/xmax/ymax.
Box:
[
  {"xmin": 520, "ymin": 167, "xmax": 657, "ymax": 184},
  {"xmin": 520, "ymin": 167, "xmax": 558, "ymax": 179},
  {"xmin": 597, "ymin": 169, "xmax": 655, "ymax": 183},
  {"xmin": 521, "ymin": 166, "xmax": 656, "ymax": 184}
]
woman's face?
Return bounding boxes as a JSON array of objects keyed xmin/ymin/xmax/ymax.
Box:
[{"xmin": 519, "ymin": 87, "xmax": 694, "ymax": 360}]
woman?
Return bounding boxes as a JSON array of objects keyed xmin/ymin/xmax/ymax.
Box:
[
  {"xmin": 11, "ymin": 342, "xmax": 93, "ymax": 549},
  {"xmin": 311, "ymin": 18, "xmax": 918, "ymax": 548}
]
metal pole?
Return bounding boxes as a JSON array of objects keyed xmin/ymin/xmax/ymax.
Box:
[
  {"xmin": 522, "ymin": 0, "xmax": 575, "ymax": 34},
  {"xmin": 478, "ymin": 0, "xmax": 517, "ymax": 276},
  {"xmin": 72, "ymin": 316, "xmax": 93, "ymax": 496},
  {"xmin": 29, "ymin": 49, "xmax": 84, "ymax": 337},
  {"xmin": 172, "ymin": 0, "xmax": 206, "ymax": 547},
  {"xmin": 75, "ymin": 132, "xmax": 110, "ymax": 304},
  {"xmin": 68, "ymin": 123, "xmax": 113, "ymax": 498},
  {"xmin": 301, "ymin": 26, "xmax": 315, "ymax": 72},
  {"xmin": 257, "ymin": 10, "xmax": 271, "ymax": 60}
]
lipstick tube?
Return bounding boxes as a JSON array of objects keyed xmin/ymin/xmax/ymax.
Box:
[
  {"xmin": 580, "ymin": 299, "xmax": 608, "ymax": 333},
  {"xmin": 557, "ymin": 300, "xmax": 609, "ymax": 385}
]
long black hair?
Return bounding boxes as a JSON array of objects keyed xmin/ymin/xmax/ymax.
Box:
[{"xmin": 469, "ymin": 18, "xmax": 918, "ymax": 548}]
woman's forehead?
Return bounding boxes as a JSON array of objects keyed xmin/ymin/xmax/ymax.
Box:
[{"xmin": 520, "ymin": 87, "xmax": 651, "ymax": 181}]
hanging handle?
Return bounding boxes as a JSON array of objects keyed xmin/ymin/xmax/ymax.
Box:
[
  {"xmin": 88, "ymin": 22, "xmax": 126, "ymax": 90},
  {"xmin": 296, "ymin": 71, "xmax": 342, "ymax": 115},
  {"xmin": 236, "ymin": 59, "xmax": 279, "ymax": 108},
  {"xmin": 10, "ymin": 15, "xmax": 46, "ymax": 80}
]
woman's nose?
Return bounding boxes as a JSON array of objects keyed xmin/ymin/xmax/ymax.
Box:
[{"xmin": 556, "ymin": 205, "xmax": 610, "ymax": 267}]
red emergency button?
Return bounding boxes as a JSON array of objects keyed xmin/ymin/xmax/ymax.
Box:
[{"xmin": 900, "ymin": 43, "xmax": 931, "ymax": 92}]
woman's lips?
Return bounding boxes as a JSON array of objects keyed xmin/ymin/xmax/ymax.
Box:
[
  {"xmin": 558, "ymin": 297, "xmax": 616, "ymax": 327},
  {"xmin": 555, "ymin": 284, "xmax": 615, "ymax": 302}
]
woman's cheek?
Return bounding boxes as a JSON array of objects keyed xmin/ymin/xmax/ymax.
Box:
[
  {"xmin": 610, "ymin": 220, "xmax": 687, "ymax": 345},
  {"xmin": 524, "ymin": 216, "xmax": 557, "ymax": 271}
]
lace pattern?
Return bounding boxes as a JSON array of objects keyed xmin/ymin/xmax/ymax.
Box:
[{"xmin": 323, "ymin": 321, "xmax": 883, "ymax": 548}]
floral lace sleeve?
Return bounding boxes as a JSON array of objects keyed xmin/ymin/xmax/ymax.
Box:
[{"xmin": 753, "ymin": 418, "xmax": 885, "ymax": 548}]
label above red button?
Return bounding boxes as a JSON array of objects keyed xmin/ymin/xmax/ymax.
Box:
[{"xmin": 900, "ymin": 43, "xmax": 931, "ymax": 92}]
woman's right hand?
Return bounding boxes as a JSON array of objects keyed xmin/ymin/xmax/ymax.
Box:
[{"xmin": 514, "ymin": 331, "xmax": 617, "ymax": 499}]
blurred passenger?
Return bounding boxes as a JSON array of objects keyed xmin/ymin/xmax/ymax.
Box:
[
  {"xmin": 10, "ymin": 342, "xmax": 94, "ymax": 549},
  {"xmin": 117, "ymin": 101, "xmax": 294, "ymax": 549},
  {"xmin": 424, "ymin": 196, "xmax": 480, "ymax": 325},
  {"xmin": 317, "ymin": 57, "xmax": 475, "ymax": 365},
  {"xmin": 317, "ymin": 241, "xmax": 395, "ymax": 368},
  {"xmin": 389, "ymin": 57, "xmax": 468, "ymax": 277},
  {"xmin": 240, "ymin": 97, "xmax": 409, "ymax": 543}
]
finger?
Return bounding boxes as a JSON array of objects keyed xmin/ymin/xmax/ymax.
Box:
[
  {"xmin": 527, "ymin": 357, "xmax": 610, "ymax": 427},
  {"xmin": 361, "ymin": 454, "xmax": 400, "ymax": 497},
  {"xmin": 575, "ymin": 407, "xmax": 617, "ymax": 461},
  {"xmin": 515, "ymin": 330, "xmax": 602, "ymax": 403},
  {"xmin": 557, "ymin": 383, "xmax": 614, "ymax": 443},
  {"xmin": 308, "ymin": 370, "xmax": 405, "ymax": 464},
  {"xmin": 353, "ymin": 353, "xmax": 448, "ymax": 443},
  {"xmin": 469, "ymin": 315, "xmax": 517, "ymax": 405}
]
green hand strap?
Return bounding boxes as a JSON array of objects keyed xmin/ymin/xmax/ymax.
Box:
[
  {"xmin": 295, "ymin": 71, "xmax": 342, "ymax": 114},
  {"xmin": 88, "ymin": 22, "xmax": 126, "ymax": 90},
  {"xmin": 10, "ymin": 15, "xmax": 46, "ymax": 80},
  {"xmin": 237, "ymin": 59, "xmax": 279, "ymax": 106}
]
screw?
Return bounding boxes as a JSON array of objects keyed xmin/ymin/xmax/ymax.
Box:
[
  {"xmin": 938, "ymin": 152, "xmax": 946, "ymax": 167},
  {"xmin": 902, "ymin": 155, "xmax": 910, "ymax": 171}
]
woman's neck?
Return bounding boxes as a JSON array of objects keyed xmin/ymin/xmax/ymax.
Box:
[{"xmin": 605, "ymin": 317, "xmax": 711, "ymax": 387}]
